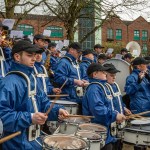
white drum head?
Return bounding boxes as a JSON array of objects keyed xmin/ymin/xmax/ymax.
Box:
[
  {"xmin": 43, "ymin": 135, "xmax": 88, "ymax": 149},
  {"xmin": 103, "ymin": 58, "xmax": 130, "ymax": 95},
  {"xmin": 131, "ymin": 119, "xmax": 150, "ymax": 125}
]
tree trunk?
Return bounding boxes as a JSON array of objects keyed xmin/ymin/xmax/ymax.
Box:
[{"xmin": 5, "ymin": 0, "xmax": 20, "ymax": 19}]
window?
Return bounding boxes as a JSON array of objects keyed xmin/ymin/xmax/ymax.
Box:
[
  {"xmin": 46, "ymin": 26, "xmax": 63, "ymax": 38},
  {"xmin": 17, "ymin": 24, "xmax": 34, "ymax": 35},
  {"xmin": 107, "ymin": 29, "xmax": 113, "ymax": 39},
  {"xmin": 142, "ymin": 30, "xmax": 148, "ymax": 41},
  {"xmin": 116, "ymin": 29, "xmax": 122, "ymax": 40},
  {"xmin": 142, "ymin": 43, "xmax": 148, "ymax": 54},
  {"xmin": 134, "ymin": 30, "xmax": 140, "ymax": 40}
]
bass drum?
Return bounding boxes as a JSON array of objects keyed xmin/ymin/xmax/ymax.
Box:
[{"xmin": 103, "ymin": 58, "xmax": 130, "ymax": 95}]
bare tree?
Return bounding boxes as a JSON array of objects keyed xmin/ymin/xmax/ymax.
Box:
[
  {"xmin": 42, "ymin": 0, "xmax": 149, "ymax": 42},
  {"xmin": 0, "ymin": 0, "xmax": 46, "ymax": 27}
]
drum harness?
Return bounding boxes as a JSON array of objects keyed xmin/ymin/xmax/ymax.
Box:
[
  {"xmin": 87, "ymin": 82, "xmax": 118, "ymax": 137},
  {"xmin": 0, "ymin": 47, "xmax": 6, "ymax": 77},
  {"xmin": 105, "ymin": 82, "xmax": 126, "ymax": 129},
  {"xmin": 62, "ymin": 56, "xmax": 83, "ymax": 97},
  {"xmin": 34, "ymin": 65, "xmax": 48, "ymax": 95},
  {"xmin": 0, "ymin": 59, "xmax": 5, "ymax": 77},
  {"xmin": 6, "ymin": 71, "xmax": 41, "ymax": 144}
]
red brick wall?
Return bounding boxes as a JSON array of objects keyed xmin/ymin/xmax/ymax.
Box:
[
  {"xmin": 102, "ymin": 16, "xmax": 150, "ymax": 54},
  {"xmin": 0, "ymin": 15, "xmax": 66, "ymax": 41}
]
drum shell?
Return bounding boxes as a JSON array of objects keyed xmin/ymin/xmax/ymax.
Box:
[
  {"xmin": 50, "ymin": 100, "xmax": 79, "ymax": 115},
  {"xmin": 78, "ymin": 123, "xmax": 107, "ymax": 147},
  {"xmin": 76, "ymin": 131, "xmax": 102, "ymax": 150},
  {"xmin": 59, "ymin": 117, "xmax": 91, "ymax": 135},
  {"xmin": 123, "ymin": 128, "xmax": 150, "ymax": 146}
]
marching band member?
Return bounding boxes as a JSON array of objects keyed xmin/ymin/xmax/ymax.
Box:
[
  {"xmin": 33, "ymin": 34, "xmax": 46, "ymax": 63},
  {"xmin": 82, "ymin": 63, "xmax": 126, "ymax": 150},
  {"xmin": 80, "ymin": 49, "xmax": 94, "ymax": 81},
  {"xmin": 0, "ymin": 40, "xmax": 68, "ymax": 150},
  {"xmin": 104, "ymin": 63, "xmax": 132, "ymax": 115},
  {"xmin": 48, "ymin": 42, "xmax": 60, "ymax": 73},
  {"xmin": 34, "ymin": 51, "xmax": 61, "ymax": 95},
  {"xmin": 97, "ymin": 53, "xmax": 107, "ymax": 64},
  {"xmin": 125, "ymin": 57, "xmax": 150, "ymax": 115},
  {"xmin": 93, "ymin": 44, "xmax": 105, "ymax": 63},
  {"xmin": 54, "ymin": 42, "xmax": 88, "ymax": 105},
  {"xmin": 123, "ymin": 53, "xmax": 134, "ymax": 64}
]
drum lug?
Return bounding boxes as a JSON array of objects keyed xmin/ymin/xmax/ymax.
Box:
[
  {"xmin": 70, "ymin": 106, "xmax": 72, "ymax": 114},
  {"xmin": 64, "ymin": 122, "xmax": 68, "ymax": 131}
]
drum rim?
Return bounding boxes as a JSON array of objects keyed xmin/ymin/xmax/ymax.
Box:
[
  {"xmin": 76, "ymin": 131, "xmax": 102, "ymax": 142},
  {"xmin": 43, "ymin": 134, "xmax": 90, "ymax": 149},
  {"xmin": 124, "ymin": 128, "xmax": 150, "ymax": 134},
  {"xmin": 50, "ymin": 100, "xmax": 78, "ymax": 106}
]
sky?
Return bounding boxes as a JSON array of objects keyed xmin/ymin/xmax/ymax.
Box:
[{"xmin": 0, "ymin": 0, "xmax": 150, "ymax": 21}]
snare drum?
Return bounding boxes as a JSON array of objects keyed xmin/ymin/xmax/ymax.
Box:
[
  {"xmin": 59, "ymin": 117, "xmax": 91, "ymax": 135},
  {"xmin": 123, "ymin": 128, "xmax": 150, "ymax": 146},
  {"xmin": 130, "ymin": 119, "xmax": 150, "ymax": 130},
  {"xmin": 43, "ymin": 134, "xmax": 89, "ymax": 150},
  {"xmin": 51, "ymin": 100, "xmax": 78, "ymax": 114},
  {"xmin": 78, "ymin": 123, "xmax": 107, "ymax": 147},
  {"xmin": 76, "ymin": 131, "xmax": 102, "ymax": 150}
]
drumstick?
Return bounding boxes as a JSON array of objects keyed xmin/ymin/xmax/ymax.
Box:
[
  {"xmin": 66, "ymin": 114, "xmax": 95, "ymax": 119},
  {"xmin": 126, "ymin": 114, "xmax": 145, "ymax": 120},
  {"xmin": 46, "ymin": 79, "xmax": 69, "ymax": 115},
  {"xmin": 135, "ymin": 111, "xmax": 150, "ymax": 116},
  {"xmin": 0, "ymin": 131, "xmax": 21, "ymax": 144},
  {"xmin": 47, "ymin": 94, "xmax": 69, "ymax": 97},
  {"xmin": 126, "ymin": 111, "xmax": 150, "ymax": 119},
  {"xmin": 45, "ymin": 99, "xmax": 57, "ymax": 115},
  {"xmin": 60, "ymin": 79, "xmax": 68, "ymax": 90}
]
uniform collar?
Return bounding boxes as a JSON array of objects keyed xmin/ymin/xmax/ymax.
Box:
[
  {"xmin": 82, "ymin": 57, "xmax": 93, "ymax": 63},
  {"xmin": 65, "ymin": 53, "xmax": 76, "ymax": 62},
  {"xmin": 89, "ymin": 78, "xmax": 107, "ymax": 84},
  {"xmin": 10, "ymin": 61, "xmax": 34, "ymax": 76},
  {"xmin": 35, "ymin": 61, "xmax": 43, "ymax": 67}
]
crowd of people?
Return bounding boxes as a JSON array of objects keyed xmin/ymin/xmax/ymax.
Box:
[{"xmin": 1, "ymin": 21, "xmax": 150, "ymax": 150}]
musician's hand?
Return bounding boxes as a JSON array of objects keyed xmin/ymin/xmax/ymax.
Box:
[
  {"xmin": 116, "ymin": 113, "xmax": 126, "ymax": 124},
  {"xmin": 53, "ymin": 88, "xmax": 61, "ymax": 94},
  {"xmin": 32, "ymin": 112, "xmax": 48, "ymax": 125},
  {"xmin": 74, "ymin": 79, "xmax": 84, "ymax": 87},
  {"xmin": 58, "ymin": 108, "xmax": 69, "ymax": 120},
  {"xmin": 124, "ymin": 107, "xmax": 132, "ymax": 115},
  {"xmin": 82, "ymin": 79, "xmax": 89, "ymax": 87}
]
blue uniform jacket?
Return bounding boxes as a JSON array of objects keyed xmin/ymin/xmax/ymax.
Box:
[
  {"xmin": 3, "ymin": 47, "xmax": 12, "ymax": 59},
  {"xmin": 125, "ymin": 69, "xmax": 150, "ymax": 115},
  {"xmin": 80, "ymin": 57, "xmax": 93, "ymax": 80},
  {"xmin": 0, "ymin": 61, "xmax": 61, "ymax": 150},
  {"xmin": 50, "ymin": 55, "xmax": 60, "ymax": 73},
  {"xmin": 54, "ymin": 53, "xmax": 82, "ymax": 104},
  {"xmin": 82, "ymin": 78, "xmax": 117, "ymax": 144},
  {"xmin": 34, "ymin": 61, "xmax": 54, "ymax": 95}
]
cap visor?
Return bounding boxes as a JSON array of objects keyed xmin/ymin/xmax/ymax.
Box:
[{"xmin": 26, "ymin": 47, "xmax": 44, "ymax": 53}]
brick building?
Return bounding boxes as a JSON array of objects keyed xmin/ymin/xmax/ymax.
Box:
[
  {"xmin": 102, "ymin": 15, "xmax": 150, "ymax": 55},
  {"xmin": 0, "ymin": 13, "xmax": 66, "ymax": 42},
  {"xmin": 1, "ymin": 13, "xmax": 150, "ymax": 54}
]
